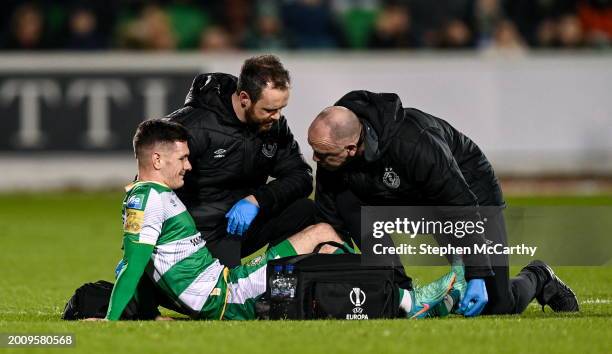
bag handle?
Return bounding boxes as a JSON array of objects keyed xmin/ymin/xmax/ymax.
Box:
[{"xmin": 312, "ymin": 241, "xmax": 350, "ymax": 254}]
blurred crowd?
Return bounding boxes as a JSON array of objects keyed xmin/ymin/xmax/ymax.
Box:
[{"xmin": 1, "ymin": 0, "xmax": 612, "ymax": 52}]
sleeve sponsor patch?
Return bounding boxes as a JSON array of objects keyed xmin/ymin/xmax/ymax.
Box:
[
  {"xmin": 246, "ymin": 255, "xmax": 264, "ymax": 267},
  {"xmin": 124, "ymin": 208, "xmax": 144, "ymax": 234},
  {"xmin": 127, "ymin": 194, "xmax": 145, "ymax": 210}
]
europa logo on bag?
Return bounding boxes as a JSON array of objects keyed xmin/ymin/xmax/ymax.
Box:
[{"xmin": 347, "ymin": 287, "xmax": 369, "ymax": 320}]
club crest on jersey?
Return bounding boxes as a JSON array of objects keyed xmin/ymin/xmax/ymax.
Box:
[
  {"xmin": 383, "ymin": 167, "xmax": 400, "ymax": 189},
  {"xmin": 127, "ymin": 194, "xmax": 144, "ymax": 209},
  {"xmin": 246, "ymin": 255, "xmax": 265, "ymax": 266},
  {"xmin": 262, "ymin": 142, "xmax": 277, "ymax": 158}
]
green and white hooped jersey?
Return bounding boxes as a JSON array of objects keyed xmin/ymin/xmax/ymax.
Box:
[{"xmin": 122, "ymin": 181, "xmax": 225, "ymax": 316}]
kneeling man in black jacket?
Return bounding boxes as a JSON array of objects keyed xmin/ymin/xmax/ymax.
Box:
[{"xmin": 308, "ymin": 90, "xmax": 579, "ymax": 317}]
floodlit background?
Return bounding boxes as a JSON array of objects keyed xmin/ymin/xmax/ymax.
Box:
[{"xmin": 0, "ymin": 0, "xmax": 611, "ymax": 193}]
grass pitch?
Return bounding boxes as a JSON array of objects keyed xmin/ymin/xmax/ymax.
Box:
[{"xmin": 0, "ymin": 192, "xmax": 611, "ymax": 354}]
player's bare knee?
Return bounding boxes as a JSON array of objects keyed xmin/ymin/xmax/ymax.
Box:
[
  {"xmin": 310, "ymin": 223, "xmax": 341, "ymax": 243},
  {"xmin": 318, "ymin": 244, "xmax": 337, "ymax": 254},
  {"xmin": 301, "ymin": 224, "xmax": 318, "ymax": 233}
]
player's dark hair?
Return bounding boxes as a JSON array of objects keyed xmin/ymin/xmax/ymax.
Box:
[
  {"xmin": 237, "ymin": 54, "xmax": 290, "ymax": 102},
  {"xmin": 133, "ymin": 119, "xmax": 190, "ymax": 158}
]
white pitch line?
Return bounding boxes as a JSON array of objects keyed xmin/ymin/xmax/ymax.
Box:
[{"xmin": 581, "ymin": 299, "xmax": 612, "ymax": 304}]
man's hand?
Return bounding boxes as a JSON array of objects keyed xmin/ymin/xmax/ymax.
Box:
[
  {"xmin": 458, "ymin": 278, "xmax": 488, "ymax": 317},
  {"xmin": 225, "ymin": 196, "xmax": 259, "ymax": 236}
]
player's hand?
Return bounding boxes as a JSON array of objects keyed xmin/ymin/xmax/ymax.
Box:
[
  {"xmin": 458, "ymin": 278, "xmax": 488, "ymax": 317},
  {"xmin": 225, "ymin": 196, "xmax": 259, "ymax": 236}
]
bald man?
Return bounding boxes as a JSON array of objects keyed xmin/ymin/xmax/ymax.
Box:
[{"xmin": 308, "ymin": 90, "xmax": 578, "ymax": 317}]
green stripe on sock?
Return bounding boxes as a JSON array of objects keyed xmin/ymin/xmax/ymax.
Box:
[{"xmin": 332, "ymin": 242, "xmax": 356, "ymax": 254}]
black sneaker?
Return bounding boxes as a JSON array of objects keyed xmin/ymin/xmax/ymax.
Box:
[{"xmin": 522, "ymin": 260, "xmax": 579, "ymax": 312}]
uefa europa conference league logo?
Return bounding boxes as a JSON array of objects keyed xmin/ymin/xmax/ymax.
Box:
[{"xmin": 347, "ymin": 287, "xmax": 368, "ymax": 320}]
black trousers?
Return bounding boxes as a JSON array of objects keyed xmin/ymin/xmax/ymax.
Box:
[
  {"xmin": 204, "ymin": 198, "xmax": 316, "ymax": 268},
  {"xmin": 479, "ymin": 212, "xmax": 544, "ymax": 314},
  {"xmin": 334, "ymin": 190, "xmax": 544, "ymax": 315}
]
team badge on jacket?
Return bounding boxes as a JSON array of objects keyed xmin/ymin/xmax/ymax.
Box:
[
  {"xmin": 261, "ymin": 143, "xmax": 278, "ymax": 158},
  {"xmin": 383, "ymin": 167, "xmax": 400, "ymax": 189}
]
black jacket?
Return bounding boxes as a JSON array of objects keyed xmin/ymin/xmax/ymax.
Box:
[
  {"xmin": 167, "ymin": 73, "xmax": 313, "ymax": 233},
  {"xmin": 315, "ymin": 90, "xmax": 504, "ymax": 279}
]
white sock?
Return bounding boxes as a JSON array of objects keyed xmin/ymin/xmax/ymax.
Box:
[{"xmin": 399, "ymin": 288, "xmax": 413, "ymax": 313}]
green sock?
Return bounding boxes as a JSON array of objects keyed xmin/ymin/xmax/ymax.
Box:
[{"xmin": 333, "ymin": 242, "xmax": 356, "ymax": 254}]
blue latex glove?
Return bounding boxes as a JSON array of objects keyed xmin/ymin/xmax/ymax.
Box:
[
  {"xmin": 458, "ymin": 278, "xmax": 488, "ymax": 317},
  {"xmin": 225, "ymin": 198, "xmax": 259, "ymax": 236}
]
